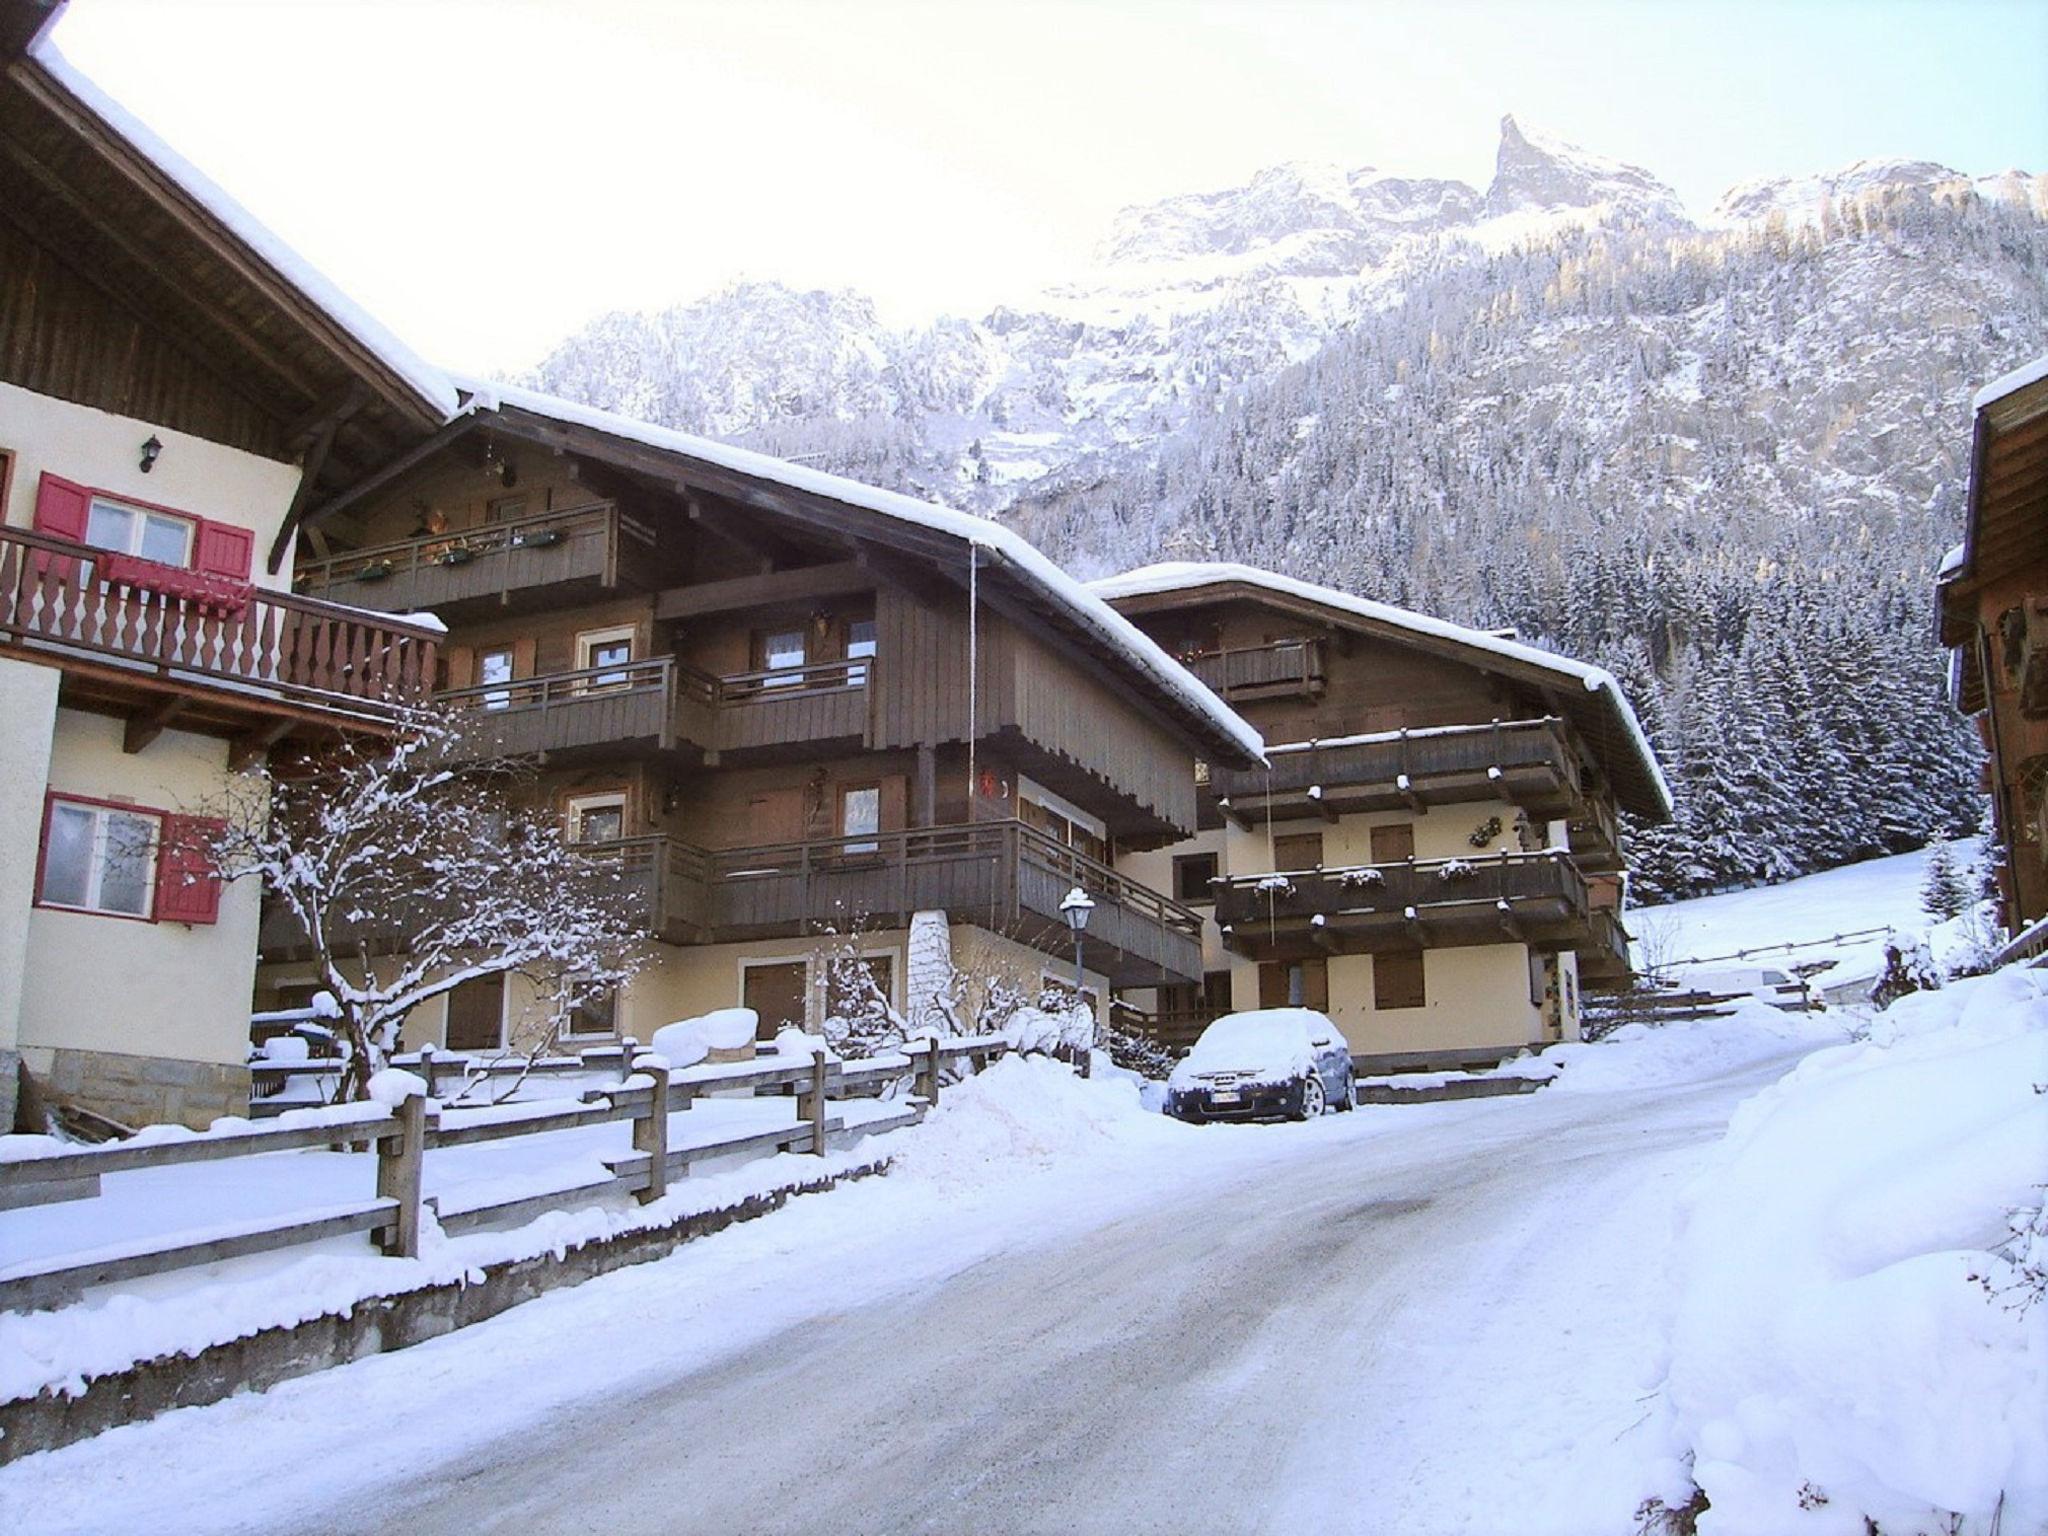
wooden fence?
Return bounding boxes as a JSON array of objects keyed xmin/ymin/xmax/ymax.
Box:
[{"xmin": 0, "ymin": 1036, "xmax": 1006, "ymax": 1315}]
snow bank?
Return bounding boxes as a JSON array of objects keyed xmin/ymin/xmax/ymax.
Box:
[
  {"xmin": 650, "ymin": 1008, "xmax": 758, "ymax": 1069},
  {"xmin": 1535, "ymin": 1003, "xmax": 1844, "ymax": 1094},
  {"xmin": 1664, "ymin": 964, "xmax": 2048, "ymax": 1534},
  {"xmin": 891, "ymin": 1055, "xmax": 1179, "ymax": 1182}
]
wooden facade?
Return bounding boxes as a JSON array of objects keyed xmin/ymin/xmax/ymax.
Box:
[{"xmin": 1940, "ymin": 358, "xmax": 2048, "ymax": 932}]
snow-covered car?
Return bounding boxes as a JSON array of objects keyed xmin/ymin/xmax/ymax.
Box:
[
  {"xmin": 1164, "ymin": 1008, "xmax": 1354, "ymax": 1122},
  {"xmin": 1687, "ymin": 966, "xmax": 1817, "ymax": 1011}
]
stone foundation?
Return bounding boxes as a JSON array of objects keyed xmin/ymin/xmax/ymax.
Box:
[
  {"xmin": 1, "ymin": 1049, "xmax": 19, "ymax": 1133},
  {"xmin": 31, "ymin": 1046, "xmax": 249, "ymax": 1131}
]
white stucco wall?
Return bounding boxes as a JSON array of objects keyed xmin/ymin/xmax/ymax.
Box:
[
  {"xmin": 17, "ymin": 710, "xmax": 262, "ymax": 1070},
  {"xmin": 1, "ymin": 380, "xmax": 301, "ymax": 592},
  {"xmin": 0, "ymin": 659, "xmax": 60, "ymax": 1057}
]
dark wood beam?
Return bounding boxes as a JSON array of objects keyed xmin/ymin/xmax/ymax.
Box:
[
  {"xmin": 283, "ymin": 413, "xmax": 484, "ymax": 570},
  {"xmin": 655, "ymin": 560, "xmax": 871, "ymax": 622},
  {"xmin": 122, "ymin": 695, "xmax": 185, "ymax": 755},
  {"xmin": 1, "ymin": 0, "xmax": 63, "ymax": 63},
  {"xmin": 267, "ymin": 388, "xmax": 365, "ymax": 573},
  {"xmin": 685, "ymin": 495, "xmax": 779, "ymax": 572},
  {"xmin": 281, "ymin": 379, "xmax": 370, "ymax": 450},
  {"xmin": 228, "ymin": 718, "xmax": 296, "ymax": 771}
]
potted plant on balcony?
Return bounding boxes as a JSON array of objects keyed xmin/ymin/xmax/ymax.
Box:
[
  {"xmin": 435, "ymin": 542, "xmax": 475, "ymax": 567},
  {"xmin": 356, "ymin": 559, "xmax": 394, "ymax": 582},
  {"xmin": 511, "ymin": 526, "xmax": 563, "ymax": 550}
]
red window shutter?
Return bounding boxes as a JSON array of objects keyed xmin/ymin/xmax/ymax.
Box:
[
  {"xmin": 32, "ymin": 473, "xmax": 92, "ymax": 542},
  {"xmin": 193, "ymin": 520, "xmax": 254, "ymax": 580},
  {"xmin": 155, "ymin": 814, "xmax": 226, "ymax": 925}
]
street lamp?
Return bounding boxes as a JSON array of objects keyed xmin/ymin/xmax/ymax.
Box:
[{"xmin": 1059, "ymin": 886, "xmax": 1095, "ymax": 1077}]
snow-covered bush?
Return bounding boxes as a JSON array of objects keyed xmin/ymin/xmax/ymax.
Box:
[{"xmin": 1868, "ymin": 935, "xmax": 1942, "ymax": 1010}]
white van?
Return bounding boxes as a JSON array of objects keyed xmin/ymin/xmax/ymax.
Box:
[{"xmin": 1688, "ymin": 966, "xmax": 1815, "ymax": 1011}]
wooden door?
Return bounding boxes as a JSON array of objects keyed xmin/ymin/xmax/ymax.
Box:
[
  {"xmin": 1370, "ymin": 823, "xmax": 1416, "ymax": 863},
  {"xmin": 743, "ymin": 789, "xmax": 805, "ymax": 847},
  {"xmin": 743, "ymin": 961, "xmax": 810, "ymax": 1040},
  {"xmin": 1273, "ymin": 832, "xmax": 1324, "ymax": 870}
]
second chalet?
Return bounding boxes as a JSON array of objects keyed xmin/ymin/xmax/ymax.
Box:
[{"xmin": 257, "ymin": 384, "xmax": 1265, "ymax": 1050}]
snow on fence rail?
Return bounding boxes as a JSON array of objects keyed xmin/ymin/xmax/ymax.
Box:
[{"xmin": 0, "ymin": 1037, "xmax": 1006, "ymax": 1315}]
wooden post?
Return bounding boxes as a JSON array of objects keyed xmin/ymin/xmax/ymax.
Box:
[
  {"xmin": 375, "ymin": 1092, "xmax": 426, "ymax": 1258},
  {"xmin": 916, "ymin": 1036, "xmax": 941, "ymax": 1104},
  {"xmin": 618, "ymin": 1036, "xmax": 639, "ymax": 1084},
  {"xmin": 804, "ymin": 1048, "xmax": 829, "ymax": 1155},
  {"xmin": 417, "ymin": 1043, "xmax": 439, "ymax": 1100},
  {"xmin": 633, "ymin": 1055, "xmax": 669, "ymax": 1204}
]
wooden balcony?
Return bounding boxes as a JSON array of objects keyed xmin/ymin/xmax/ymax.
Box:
[
  {"xmin": 434, "ymin": 655, "xmax": 875, "ymax": 763},
  {"xmin": 1185, "ymin": 638, "xmax": 1325, "ymax": 701},
  {"xmin": 0, "ymin": 524, "xmax": 437, "ymax": 751},
  {"xmin": 581, "ymin": 820, "xmax": 1204, "ymax": 986},
  {"xmin": 1568, "ymin": 793, "xmax": 1624, "ymax": 873},
  {"xmin": 1210, "ymin": 716, "xmax": 1586, "ymax": 823},
  {"xmin": 292, "ymin": 501, "xmax": 655, "ymax": 618},
  {"xmin": 1212, "ymin": 850, "xmax": 1593, "ymax": 960}
]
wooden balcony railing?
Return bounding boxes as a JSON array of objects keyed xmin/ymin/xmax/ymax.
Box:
[
  {"xmin": 0, "ymin": 524, "xmax": 438, "ymax": 713},
  {"xmin": 1211, "ymin": 716, "xmax": 1584, "ymax": 819},
  {"xmin": 1213, "ymin": 849, "xmax": 1592, "ymax": 956},
  {"xmin": 434, "ymin": 654, "xmax": 876, "ymax": 759},
  {"xmin": 577, "ymin": 819, "xmax": 1203, "ymax": 986},
  {"xmin": 1185, "ymin": 638, "xmax": 1325, "ymax": 699},
  {"xmin": 293, "ymin": 501, "xmax": 654, "ymax": 613}
]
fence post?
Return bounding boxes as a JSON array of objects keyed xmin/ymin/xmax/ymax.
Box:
[
  {"xmin": 417, "ymin": 1042, "xmax": 439, "ymax": 1100},
  {"xmin": 803, "ymin": 1047, "xmax": 829, "ymax": 1155},
  {"xmin": 376, "ymin": 1091, "xmax": 426, "ymax": 1258},
  {"xmin": 618, "ymin": 1036, "xmax": 639, "ymax": 1085},
  {"xmin": 633, "ymin": 1053, "xmax": 669, "ymax": 1204},
  {"xmin": 916, "ymin": 1036, "xmax": 941, "ymax": 1105}
]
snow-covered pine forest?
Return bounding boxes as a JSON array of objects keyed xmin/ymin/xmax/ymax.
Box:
[{"xmin": 523, "ymin": 128, "xmax": 2048, "ymax": 904}]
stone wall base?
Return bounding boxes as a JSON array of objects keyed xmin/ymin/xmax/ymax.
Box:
[
  {"xmin": 29, "ymin": 1046, "xmax": 249, "ymax": 1131},
  {"xmin": 0, "ymin": 1159, "xmax": 890, "ymax": 1463},
  {"xmin": 1, "ymin": 1049, "xmax": 20, "ymax": 1133}
]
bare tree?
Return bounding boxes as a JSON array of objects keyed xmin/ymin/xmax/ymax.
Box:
[{"xmin": 209, "ymin": 711, "xmax": 645, "ymax": 1101}]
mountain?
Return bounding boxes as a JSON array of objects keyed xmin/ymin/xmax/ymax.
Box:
[{"xmin": 522, "ymin": 119, "xmax": 2048, "ymax": 903}]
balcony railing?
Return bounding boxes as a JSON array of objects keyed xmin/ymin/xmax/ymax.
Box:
[
  {"xmin": 1185, "ymin": 639, "xmax": 1325, "ymax": 699},
  {"xmin": 1210, "ymin": 716, "xmax": 1584, "ymax": 820},
  {"xmin": 434, "ymin": 654, "xmax": 875, "ymax": 760},
  {"xmin": 0, "ymin": 524, "xmax": 438, "ymax": 714},
  {"xmin": 293, "ymin": 501, "xmax": 654, "ymax": 614},
  {"xmin": 1213, "ymin": 849, "xmax": 1592, "ymax": 956},
  {"xmin": 577, "ymin": 819, "xmax": 1204, "ymax": 986}
]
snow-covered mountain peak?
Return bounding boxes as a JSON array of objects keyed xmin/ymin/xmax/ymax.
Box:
[
  {"xmin": 1484, "ymin": 114, "xmax": 1686, "ymax": 224},
  {"xmin": 1713, "ymin": 157, "xmax": 2044, "ymax": 227}
]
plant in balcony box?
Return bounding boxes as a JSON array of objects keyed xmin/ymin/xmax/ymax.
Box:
[
  {"xmin": 511, "ymin": 527, "xmax": 564, "ymax": 550},
  {"xmin": 1437, "ymin": 858, "xmax": 1478, "ymax": 882},
  {"xmin": 1254, "ymin": 873, "xmax": 1296, "ymax": 897},
  {"xmin": 356, "ymin": 559, "xmax": 394, "ymax": 582},
  {"xmin": 435, "ymin": 543, "xmax": 475, "ymax": 567},
  {"xmin": 1337, "ymin": 866, "xmax": 1385, "ymax": 888}
]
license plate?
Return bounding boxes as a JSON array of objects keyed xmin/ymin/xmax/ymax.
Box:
[{"xmin": 1210, "ymin": 1090, "xmax": 1241, "ymax": 1105}]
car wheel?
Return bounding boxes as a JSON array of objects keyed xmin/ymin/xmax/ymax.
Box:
[{"xmin": 1295, "ymin": 1073, "xmax": 1326, "ymax": 1121}]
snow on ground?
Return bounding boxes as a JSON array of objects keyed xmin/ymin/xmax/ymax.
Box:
[
  {"xmin": 1531, "ymin": 1001, "xmax": 1845, "ymax": 1093},
  {"xmin": 1637, "ymin": 840, "xmax": 1978, "ymax": 993},
  {"xmin": 1660, "ymin": 962, "xmax": 2048, "ymax": 1536}
]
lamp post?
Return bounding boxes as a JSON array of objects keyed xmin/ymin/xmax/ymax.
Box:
[{"xmin": 1060, "ymin": 886, "xmax": 1095, "ymax": 1078}]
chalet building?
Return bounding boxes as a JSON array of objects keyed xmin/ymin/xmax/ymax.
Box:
[
  {"xmin": 1939, "ymin": 354, "xmax": 2048, "ymax": 940},
  {"xmin": 0, "ymin": 5, "xmax": 445, "ymax": 1129},
  {"xmin": 1091, "ymin": 564, "xmax": 1671, "ymax": 1063},
  {"xmin": 256, "ymin": 383, "xmax": 1263, "ymax": 1052}
]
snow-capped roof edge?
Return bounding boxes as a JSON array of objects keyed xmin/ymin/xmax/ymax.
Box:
[
  {"xmin": 451, "ymin": 378, "xmax": 1266, "ymax": 768},
  {"xmin": 28, "ymin": 36, "xmax": 461, "ymax": 423},
  {"xmin": 1973, "ymin": 352, "xmax": 2048, "ymax": 412},
  {"xmin": 1090, "ymin": 561, "xmax": 1672, "ymax": 818}
]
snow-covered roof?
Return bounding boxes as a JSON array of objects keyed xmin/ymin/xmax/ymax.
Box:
[
  {"xmin": 1937, "ymin": 542, "xmax": 1967, "ymax": 581},
  {"xmin": 1973, "ymin": 352, "xmax": 2048, "ymax": 413},
  {"xmin": 27, "ymin": 36, "xmax": 461, "ymax": 423},
  {"xmin": 451, "ymin": 379, "xmax": 1265, "ymax": 767},
  {"xmin": 1089, "ymin": 561, "xmax": 1672, "ymax": 818}
]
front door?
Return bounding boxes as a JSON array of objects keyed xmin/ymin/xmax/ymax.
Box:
[{"xmin": 743, "ymin": 961, "xmax": 810, "ymax": 1041}]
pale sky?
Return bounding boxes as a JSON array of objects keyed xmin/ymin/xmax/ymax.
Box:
[{"xmin": 47, "ymin": 0, "xmax": 2048, "ymax": 376}]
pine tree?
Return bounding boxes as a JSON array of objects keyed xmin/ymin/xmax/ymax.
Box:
[{"xmin": 1919, "ymin": 836, "xmax": 1972, "ymax": 922}]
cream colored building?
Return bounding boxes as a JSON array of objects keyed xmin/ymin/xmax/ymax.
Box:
[
  {"xmin": 0, "ymin": 18, "xmax": 451, "ymax": 1128},
  {"xmin": 1095, "ymin": 564, "xmax": 1670, "ymax": 1067}
]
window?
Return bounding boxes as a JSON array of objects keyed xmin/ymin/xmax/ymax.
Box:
[
  {"xmin": 1374, "ymin": 950, "xmax": 1427, "ymax": 1011},
  {"xmin": 760, "ymin": 628, "xmax": 807, "ymax": 687},
  {"xmin": 1258, "ymin": 958, "xmax": 1327, "ymax": 1011},
  {"xmin": 445, "ymin": 974, "xmax": 506, "ymax": 1052},
  {"xmin": 39, "ymin": 798, "xmax": 158, "ymax": 918},
  {"xmin": 567, "ymin": 793, "xmax": 625, "ymax": 845},
  {"xmin": 86, "ymin": 496, "xmax": 193, "ymax": 567},
  {"xmin": 479, "ymin": 648, "xmax": 514, "ymax": 711},
  {"xmin": 486, "ymin": 495, "xmax": 529, "ymax": 525},
  {"xmin": 845, "ymin": 617, "xmax": 877, "ymax": 686},
  {"xmin": 1273, "ymin": 832, "xmax": 1324, "ymax": 871},
  {"xmin": 564, "ymin": 986, "xmax": 617, "ymax": 1040},
  {"xmin": 1173, "ymin": 852, "xmax": 1220, "ymax": 903},
  {"xmin": 1370, "ymin": 823, "xmax": 1416, "ymax": 864},
  {"xmin": 841, "ymin": 784, "xmax": 881, "ymax": 854},
  {"xmin": 577, "ymin": 626, "xmax": 635, "ymax": 689},
  {"xmin": 742, "ymin": 960, "xmax": 810, "ymax": 1040}
]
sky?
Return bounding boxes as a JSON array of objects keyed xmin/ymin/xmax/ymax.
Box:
[{"xmin": 46, "ymin": 0, "xmax": 2048, "ymax": 376}]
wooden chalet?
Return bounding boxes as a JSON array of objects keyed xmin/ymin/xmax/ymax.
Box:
[{"xmin": 1940, "ymin": 354, "xmax": 2048, "ymax": 940}]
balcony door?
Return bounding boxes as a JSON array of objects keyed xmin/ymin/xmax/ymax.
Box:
[
  {"xmin": 577, "ymin": 625, "xmax": 635, "ymax": 690},
  {"xmin": 479, "ymin": 647, "xmax": 514, "ymax": 711},
  {"xmin": 757, "ymin": 627, "xmax": 807, "ymax": 688},
  {"xmin": 840, "ymin": 784, "xmax": 881, "ymax": 855}
]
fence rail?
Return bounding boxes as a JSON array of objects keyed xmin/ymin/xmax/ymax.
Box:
[
  {"xmin": 0, "ymin": 1036, "xmax": 1007, "ymax": 1314},
  {"xmin": 0, "ymin": 525, "xmax": 440, "ymax": 711}
]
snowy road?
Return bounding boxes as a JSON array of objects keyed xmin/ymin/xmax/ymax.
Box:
[{"xmin": 0, "ymin": 1043, "xmax": 1821, "ymax": 1536}]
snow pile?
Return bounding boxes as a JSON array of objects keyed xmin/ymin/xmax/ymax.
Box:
[
  {"xmin": 365, "ymin": 1068, "xmax": 427, "ymax": 1107},
  {"xmin": 1525, "ymin": 1002, "xmax": 1843, "ymax": 1094},
  {"xmin": 1663, "ymin": 964, "xmax": 2048, "ymax": 1534},
  {"xmin": 893, "ymin": 1055, "xmax": 1179, "ymax": 1182},
  {"xmin": 650, "ymin": 1008, "xmax": 758, "ymax": 1069}
]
